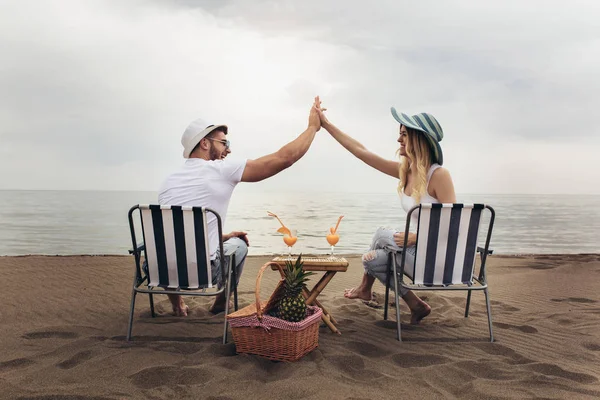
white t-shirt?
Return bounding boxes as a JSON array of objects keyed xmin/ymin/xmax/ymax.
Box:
[{"xmin": 158, "ymin": 158, "xmax": 247, "ymax": 259}]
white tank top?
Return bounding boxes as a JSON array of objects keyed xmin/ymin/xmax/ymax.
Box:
[{"xmin": 400, "ymin": 163, "xmax": 441, "ymax": 227}]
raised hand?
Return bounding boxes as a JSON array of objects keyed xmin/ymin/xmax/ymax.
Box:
[
  {"xmin": 308, "ymin": 96, "xmax": 321, "ymax": 131},
  {"xmin": 313, "ymin": 95, "xmax": 330, "ymax": 128}
]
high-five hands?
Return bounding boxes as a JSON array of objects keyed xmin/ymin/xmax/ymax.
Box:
[
  {"xmin": 313, "ymin": 96, "xmax": 330, "ymax": 128},
  {"xmin": 308, "ymin": 96, "xmax": 321, "ymax": 131}
]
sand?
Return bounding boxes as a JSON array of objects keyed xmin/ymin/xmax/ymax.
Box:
[{"xmin": 1, "ymin": 254, "xmax": 600, "ymax": 399}]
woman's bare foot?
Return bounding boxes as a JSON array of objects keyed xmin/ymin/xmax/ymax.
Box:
[
  {"xmin": 343, "ymin": 287, "xmax": 372, "ymax": 301},
  {"xmin": 410, "ymin": 302, "xmax": 431, "ymax": 325}
]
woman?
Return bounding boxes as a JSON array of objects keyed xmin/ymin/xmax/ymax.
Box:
[{"xmin": 316, "ymin": 98, "xmax": 456, "ymax": 324}]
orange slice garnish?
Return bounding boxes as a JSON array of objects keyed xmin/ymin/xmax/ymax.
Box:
[
  {"xmin": 268, "ymin": 211, "xmax": 292, "ymax": 237},
  {"xmin": 277, "ymin": 226, "xmax": 292, "ymax": 236}
]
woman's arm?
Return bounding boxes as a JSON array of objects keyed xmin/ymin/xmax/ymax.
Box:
[{"xmin": 319, "ymin": 109, "xmax": 400, "ymax": 178}]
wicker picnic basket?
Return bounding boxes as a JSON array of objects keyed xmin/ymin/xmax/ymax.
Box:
[{"xmin": 226, "ymin": 261, "xmax": 322, "ymax": 362}]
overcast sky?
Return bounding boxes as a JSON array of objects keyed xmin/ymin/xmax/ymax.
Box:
[{"xmin": 1, "ymin": 0, "xmax": 599, "ymax": 195}]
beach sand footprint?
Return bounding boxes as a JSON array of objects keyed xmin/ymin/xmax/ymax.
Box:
[
  {"xmin": 583, "ymin": 343, "xmax": 600, "ymax": 351},
  {"xmin": 526, "ymin": 362, "xmax": 598, "ymax": 384},
  {"xmin": 140, "ymin": 342, "xmax": 206, "ymax": 356},
  {"xmin": 493, "ymin": 322, "xmax": 538, "ymax": 334},
  {"xmin": 0, "ymin": 357, "xmax": 35, "ymax": 372},
  {"xmin": 490, "ymin": 300, "xmax": 520, "ymax": 312},
  {"xmin": 374, "ymin": 320, "xmax": 398, "ymax": 330},
  {"xmin": 344, "ymin": 341, "xmax": 387, "ymax": 358},
  {"xmin": 56, "ymin": 350, "xmax": 94, "ymax": 370},
  {"xmin": 22, "ymin": 331, "xmax": 79, "ymax": 340},
  {"xmin": 551, "ymin": 297, "xmax": 598, "ymax": 304},
  {"xmin": 129, "ymin": 366, "xmax": 212, "ymax": 389},
  {"xmin": 374, "ymin": 320, "xmax": 420, "ymax": 332},
  {"xmin": 391, "ymin": 353, "xmax": 450, "ymax": 368},
  {"xmin": 473, "ymin": 343, "xmax": 533, "ymax": 365},
  {"xmin": 328, "ymin": 355, "xmax": 383, "ymax": 381},
  {"xmin": 455, "ymin": 360, "xmax": 521, "ymax": 380}
]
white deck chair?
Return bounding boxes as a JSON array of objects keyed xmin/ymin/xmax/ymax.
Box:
[
  {"xmin": 127, "ymin": 204, "xmax": 238, "ymax": 344},
  {"xmin": 383, "ymin": 203, "xmax": 495, "ymax": 342}
]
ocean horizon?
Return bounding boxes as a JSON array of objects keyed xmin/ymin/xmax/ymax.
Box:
[{"xmin": 0, "ymin": 189, "xmax": 598, "ymax": 256}]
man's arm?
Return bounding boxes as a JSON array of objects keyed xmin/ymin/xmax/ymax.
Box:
[
  {"xmin": 241, "ymin": 103, "xmax": 320, "ymax": 183},
  {"xmin": 223, "ymin": 231, "xmax": 249, "ymax": 246}
]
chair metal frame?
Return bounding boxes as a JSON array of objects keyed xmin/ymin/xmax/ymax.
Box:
[
  {"xmin": 383, "ymin": 204, "xmax": 496, "ymax": 342},
  {"xmin": 127, "ymin": 204, "xmax": 238, "ymax": 344}
]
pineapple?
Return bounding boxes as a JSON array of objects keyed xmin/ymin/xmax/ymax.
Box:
[{"xmin": 271, "ymin": 255, "xmax": 314, "ymax": 322}]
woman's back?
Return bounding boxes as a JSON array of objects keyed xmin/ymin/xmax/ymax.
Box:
[{"xmin": 401, "ymin": 163, "xmax": 442, "ymax": 215}]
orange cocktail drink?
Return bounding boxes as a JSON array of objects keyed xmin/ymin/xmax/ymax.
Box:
[
  {"xmin": 283, "ymin": 235, "xmax": 298, "ymax": 247},
  {"xmin": 268, "ymin": 211, "xmax": 297, "ymax": 257},
  {"xmin": 327, "ymin": 216, "xmax": 344, "ymax": 256}
]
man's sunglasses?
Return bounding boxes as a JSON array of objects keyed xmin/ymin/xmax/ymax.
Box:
[{"xmin": 206, "ymin": 137, "xmax": 230, "ymax": 149}]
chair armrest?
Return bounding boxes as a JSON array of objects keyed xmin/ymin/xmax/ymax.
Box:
[
  {"xmin": 477, "ymin": 246, "xmax": 493, "ymax": 255},
  {"xmin": 129, "ymin": 243, "xmax": 145, "ymax": 255}
]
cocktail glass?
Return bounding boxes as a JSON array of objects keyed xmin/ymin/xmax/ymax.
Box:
[
  {"xmin": 326, "ymin": 232, "xmax": 339, "ymax": 257},
  {"xmin": 283, "ymin": 229, "xmax": 298, "ymax": 258}
]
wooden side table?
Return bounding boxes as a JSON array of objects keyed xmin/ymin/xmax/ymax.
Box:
[{"xmin": 271, "ymin": 256, "xmax": 349, "ymax": 335}]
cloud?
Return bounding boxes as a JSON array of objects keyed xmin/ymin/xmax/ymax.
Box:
[{"xmin": 0, "ymin": 0, "xmax": 599, "ymax": 193}]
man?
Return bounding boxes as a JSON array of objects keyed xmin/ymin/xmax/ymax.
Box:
[{"xmin": 158, "ymin": 99, "xmax": 321, "ymax": 316}]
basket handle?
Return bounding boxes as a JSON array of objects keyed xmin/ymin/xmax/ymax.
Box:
[{"xmin": 255, "ymin": 261, "xmax": 284, "ymax": 320}]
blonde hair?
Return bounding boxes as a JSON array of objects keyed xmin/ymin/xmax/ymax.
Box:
[{"xmin": 397, "ymin": 127, "xmax": 434, "ymax": 203}]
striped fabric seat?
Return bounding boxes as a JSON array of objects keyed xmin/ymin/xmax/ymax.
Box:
[
  {"xmin": 413, "ymin": 203, "xmax": 484, "ymax": 286},
  {"xmin": 385, "ymin": 203, "xmax": 496, "ymax": 342},
  {"xmin": 140, "ymin": 204, "xmax": 213, "ymax": 289},
  {"xmin": 127, "ymin": 204, "xmax": 236, "ymax": 344}
]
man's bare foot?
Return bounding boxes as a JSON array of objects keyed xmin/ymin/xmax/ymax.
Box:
[
  {"xmin": 172, "ymin": 304, "xmax": 189, "ymax": 317},
  {"xmin": 209, "ymin": 300, "xmax": 234, "ymax": 315},
  {"xmin": 343, "ymin": 287, "xmax": 372, "ymax": 301},
  {"xmin": 410, "ymin": 302, "xmax": 431, "ymax": 325}
]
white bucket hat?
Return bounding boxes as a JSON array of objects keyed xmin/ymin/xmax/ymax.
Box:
[{"xmin": 181, "ymin": 118, "xmax": 228, "ymax": 158}]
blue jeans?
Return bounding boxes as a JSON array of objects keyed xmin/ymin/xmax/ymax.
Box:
[
  {"xmin": 362, "ymin": 227, "xmax": 416, "ymax": 296},
  {"xmin": 211, "ymin": 237, "xmax": 248, "ymax": 288}
]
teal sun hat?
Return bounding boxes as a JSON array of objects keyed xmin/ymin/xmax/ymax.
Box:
[{"xmin": 390, "ymin": 107, "xmax": 444, "ymax": 165}]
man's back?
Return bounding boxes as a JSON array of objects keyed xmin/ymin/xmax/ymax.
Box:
[{"xmin": 158, "ymin": 158, "xmax": 246, "ymax": 259}]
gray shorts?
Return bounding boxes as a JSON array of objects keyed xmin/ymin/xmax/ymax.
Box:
[{"xmin": 211, "ymin": 237, "xmax": 248, "ymax": 288}]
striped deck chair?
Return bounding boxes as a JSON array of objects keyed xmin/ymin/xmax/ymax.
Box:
[
  {"xmin": 383, "ymin": 203, "xmax": 495, "ymax": 342},
  {"xmin": 127, "ymin": 204, "xmax": 238, "ymax": 344}
]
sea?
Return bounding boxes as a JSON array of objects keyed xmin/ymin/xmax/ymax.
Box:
[{"xmin": 0, "ymin": 190, "xmax": 598, "ymax": 256}]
